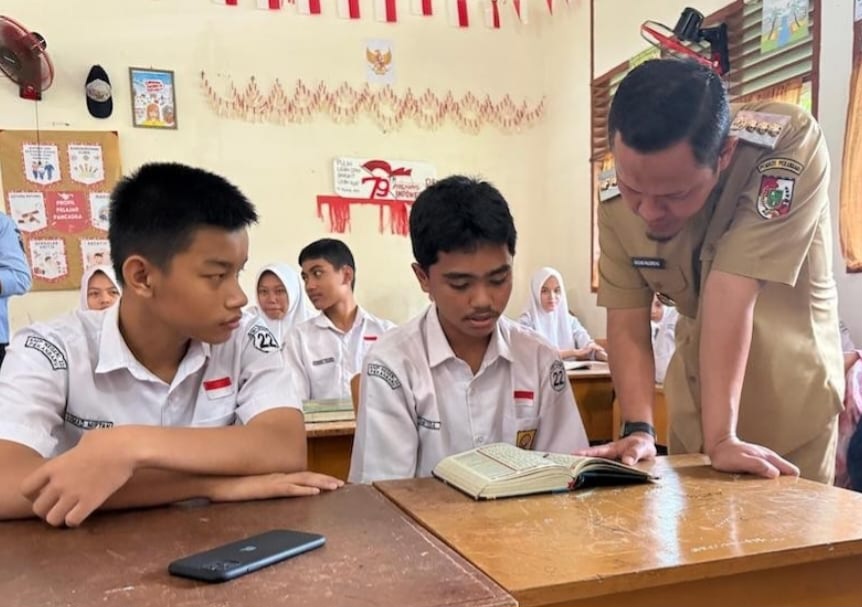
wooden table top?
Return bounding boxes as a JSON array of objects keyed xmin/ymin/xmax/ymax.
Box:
[
  {"xmin": 305, "ymin": 420, "xmax": 356, "ymax": 438},
  {"xmin": 0, "ymin": 485, "xmax": 515, "ymax": 607},
  {"xmin": 566, "ymin": 361, "xmax": 612, "ymax": 379},
  {"xmin": 376, "ymin": 455, "xmax": 862, "ymax": 607}
]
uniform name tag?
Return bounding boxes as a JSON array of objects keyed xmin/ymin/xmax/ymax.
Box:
[
  {"xmin": 631, "ymin": 257, "xmax": 665, "ymax": 269},
  {"xmin": 64, "ymin": 411, "xmax": 113, "ymax": 430},
  {"xmin": 312, "ymin": 357, "xmax": 335, "ymax": 366}
]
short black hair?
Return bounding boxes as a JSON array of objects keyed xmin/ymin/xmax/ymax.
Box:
[
  {"xmin": 109, "ymin": 163, "xmax": 258, "ymax": 286},
  {"xmin": 409, "ymin": 175, "xmax": 517, "ymax": 269},
  {"xmin": 608, "ymin": 58, "xmax": 730, "ymax": 168},
  {"xmin": 299, "ymin": 238, "xmax": 356, "ymax": 290}
]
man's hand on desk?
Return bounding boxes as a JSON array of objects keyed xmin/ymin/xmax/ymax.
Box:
[
  {"xmin": 208, "ymin": 471, "xmax": 344, "ymax": 502},
  {"xmin": 707, "ymin": 436, "xmax": 799, "ymax": 479},
  {"xmin": 575, "ymin": 433, "xmax": 656, "ymax": 466}
]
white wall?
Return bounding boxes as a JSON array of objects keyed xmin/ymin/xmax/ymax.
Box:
[
  {"xmin": 1, "ymin": 0, "xmax": 592, "ymax": 333},
  {"xmin": 593, "ymin": 0, "xmax": 862, "ymax": 346}
]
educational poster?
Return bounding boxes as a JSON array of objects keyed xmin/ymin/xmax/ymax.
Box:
[
  {"xmin": 761, "ymin": 0, "xmax": 809, "ymax": 54},
  {"xmin": 129, "ymin": 68, "xmax": 178, "ymax": 129},
  {"xmin": 0, "ymin": 130, "xmax": 122, "ymax": 291}
]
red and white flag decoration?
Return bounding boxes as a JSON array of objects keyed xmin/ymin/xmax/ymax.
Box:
[
  {"xmin": 296, "ymin": 0, "xmax": 322, "ymax": 14},
  {"xmin": 512, "ymin": 0, "xmax": 528, "ymax": 23},
  {"xmin": 547, "ymin": 0, "xmax": 554, "ymax": 15},
  {"xmin": 448, "ymin": 0, "xmax": 469, "ymax": 27},
  {"xmin": 256, "ymin": 0, "xmax": 284, "ymax": 9},
  {"xmin": 485, "ymin": 0, "xmax": 501, "ymax": 29},
  {"xmin": 410, "ymin": 0, "xmax": 433, "ymax": 16},
  {"xmin": 337, "ymin": 0, "xmax": 361, "ymax": 18},
  {"xmin": 213, "ymin": 0, "xmax": 238, "ymax": 5},
  {"xmin": 374, "ymin": 0, "xmax": 398, "ymax": 22}
]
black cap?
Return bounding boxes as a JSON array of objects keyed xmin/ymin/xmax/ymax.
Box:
[{"xmin": 85, "ymin": 65, "xmax": 112, "ymax": 119}]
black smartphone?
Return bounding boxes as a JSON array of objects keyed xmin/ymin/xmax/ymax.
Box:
[{"xmin": 168, "ymin": 529, "xmax": 325, "ymax": 583}]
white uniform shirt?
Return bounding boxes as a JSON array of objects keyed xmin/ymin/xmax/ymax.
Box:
[
  {"xmin": 349, "ymin": 305, "xmax": 589, "ymax": 483},
  {"xmin": 284, "ymin": 307, "xmax": 395, "ymax": 401},
  {"xmin": 0, "ymin": 305, "xmax": 299, "ymax": 458},
  {"xmin": 651, "ymin": 306, "xmax": 678, "ymax": 385}
]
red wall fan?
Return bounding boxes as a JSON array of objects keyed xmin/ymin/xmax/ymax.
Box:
[{"xmin": 0, "ymin": 15, "xmax": 54, "ymax": 100}]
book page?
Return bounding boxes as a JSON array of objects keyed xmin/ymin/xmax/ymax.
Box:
[
  {"xmin": 452, "ymin": 451, "xmax": 524, "ymax": 481},
  {"xmin": 543, "ymin": 453, "xmax": 593, "ymax": 472}
]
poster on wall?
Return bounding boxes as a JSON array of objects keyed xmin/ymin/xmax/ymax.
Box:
[
  {"xmin": 0, "ymin": 130, "xmax": 122, "ymax": 291},
  {"xmin": 129, "ymin": 67, "xmax": 178, "ymax": 129},
  {"xmin": 317, "ymin": 157, "xmax": 437, "ymax": 235},
  {"xmin": 761, "ymin": 0, "xmax": 809, "ymax": 54}
]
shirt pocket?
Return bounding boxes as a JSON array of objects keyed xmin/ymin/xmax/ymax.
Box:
[{"xmin": 503, "ymin": 409, "xmax": 541, "ymax": 450}]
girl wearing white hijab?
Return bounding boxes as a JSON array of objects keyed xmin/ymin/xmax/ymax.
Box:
[
  {"xmin": 79, "ymin": 264, "xmax": 121, "ymax": 311},
  {"xmin": 519, "ymin": 267, "xmax": 607, "ymax": 361},
  {"xmin": 248, "ymin": 263, "xmax": 315, "ymax": 348}
]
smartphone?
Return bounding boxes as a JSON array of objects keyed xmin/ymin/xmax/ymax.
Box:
[{"xmin": 168, "ymin": 529, "xmax": 325, "ymax": 583}]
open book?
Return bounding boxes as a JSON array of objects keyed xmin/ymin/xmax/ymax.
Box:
[
  {"xmin": 432, "ymin": 443, "xmax": 656, "ymax": 500},
  {"xmin": 302, "ymin": 398, "xmax": 355, "ymax": 423},
  {"xmin": 563, "ymin": 360, "xmax": 591, "ymax": 371}
]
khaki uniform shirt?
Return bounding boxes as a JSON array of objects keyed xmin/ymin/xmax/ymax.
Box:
[{"xmin": 597, "ymin": 100, "xmax": 844, "ymax": 455}]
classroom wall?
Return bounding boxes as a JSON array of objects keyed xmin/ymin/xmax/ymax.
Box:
[
  {"xmin": 1, "ymin": 0, "xmax": 598, "ymax": 333},
  {"xmin": 593, "ymin": 0, "xmax": 862, "ymax": 345}
]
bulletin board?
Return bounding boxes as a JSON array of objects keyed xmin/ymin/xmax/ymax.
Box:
[{"xmin": 0, "ymin": 130, "xmax": 122, "ymax": 291}]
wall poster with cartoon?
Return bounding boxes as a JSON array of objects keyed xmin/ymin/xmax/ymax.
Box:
[
  {"xmin": 129, "ymin": 68, "xmax": 177, "ymax": 129},
  {"xmin": 0, "ymin": 130, "xmax": 122, "ymax": 291}
]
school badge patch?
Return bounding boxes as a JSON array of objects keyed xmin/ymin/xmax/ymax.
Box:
[
  {"xmin": 367, "ymin": 363, "xmax": 402, "ymax": 390},
  {"xmin": 248, "ymin": 324, "xmax": 279, "ymax": 353},
  {"xmin": 756, "ymin": 175, "xmax": 795, "ymax": 219},
  {"xmin": 550, "ymin": 360, "xmax": 566, "ymax": 392},
  {"xmin": 516, "ymin": 429, "xmax": 537, "ymax": 450},
  {"xmin": 24, "ymin": 336, "xmax": 68, "ymax": 370}
]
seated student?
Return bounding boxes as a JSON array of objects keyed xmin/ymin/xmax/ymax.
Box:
[
  {"xmin": 0, "ymin": 162, "xmax": 341, "ymax": 527},
  {"xmin": 349, "ymin": 176, "xmax": 589, "ymax": 483},
  {"xmin": 284, "ymin": 238, "xmax": 395, "ymax": 401},
  {"xmin": 79, "ymin": 265, "xmax": 121, "ymax": 311},
  {"xmin": 519, "ymin": 267, "xmax": 607, "ymax": 362},
  {"xmin": 650, "ymin": 294, "xmax": 678, "ymax": 385},
  {"xmin": 246, "ymin": 263, "xmax": 315, "ymax": 349}
]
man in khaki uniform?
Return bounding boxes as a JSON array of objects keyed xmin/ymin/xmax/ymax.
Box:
[{"xmin": 584, "ymin": 58, "xmax": 843, "ymax": 483}]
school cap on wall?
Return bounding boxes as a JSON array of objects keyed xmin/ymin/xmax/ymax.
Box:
[{"xmin": 85, "ymin": 65, "xmax": 113, "ymax": 118}]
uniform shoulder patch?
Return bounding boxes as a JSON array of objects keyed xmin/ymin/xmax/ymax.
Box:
[
  {"xmin": 550, "ymin": 359, "xmax": 566, "ymax": 392},
  {"xmin": 24, "ymin": 336, "xmax": 68, "ymax": 370},
  {"xmin": 248, "ymin": 324, "xmax": 280, "ymax": 353},
  {"xmin": 757, "ymin": 157, "xmax": 804, "ymax": 175},
  {"xmin": 367, "ymin": 363, "xmax": 402, "ymax": 390},
  {"xmin": 756, "ymin": 175, "xmax": 795, "ymax": 219}
]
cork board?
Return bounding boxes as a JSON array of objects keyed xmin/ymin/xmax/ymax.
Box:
[{"xmin": 0, "ymin": 129, "xmax": 122, "ymax": 291}]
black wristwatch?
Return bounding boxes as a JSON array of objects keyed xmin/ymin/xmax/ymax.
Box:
[{"xmin": 620, "ymin": 421, "xmax": 656, "ymax": 440}]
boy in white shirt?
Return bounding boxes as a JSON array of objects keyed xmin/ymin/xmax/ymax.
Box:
[
  {"xmin": 349, "ymin": 176, "xmax": 589, "ymax": 483},
  {"xmin": 0, "ymin": 163, "xmax": 341, "ymax": 527},
  {"xmin": 285, "ymin": 238, "xmax": 395, "ymax": 401}
]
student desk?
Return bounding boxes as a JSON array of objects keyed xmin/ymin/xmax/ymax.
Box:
[
  {"xmin": 376, "ymin": 455, "xmax": 862, "ymax": 607},
  {"xmin": 567, "ymin": 362, "xmax": 615, "ymax": 443},
  {"xmin": 0, "ymin": 484, "xmax": 515, "ymax": 607},
  {"xmin": 306, "ymin": 420, "xmax": 354, "ymax": 481}
]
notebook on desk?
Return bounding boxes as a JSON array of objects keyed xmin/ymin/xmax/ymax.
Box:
[
  {"xmin": 302, "ymin": 399, "xmax": 355, "ymax": 423},
  {"xmin": 563, "ymin": 360, "xmax": 591, "ymax": 371}
]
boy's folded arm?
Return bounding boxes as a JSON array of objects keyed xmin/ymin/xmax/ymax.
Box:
[{"xmin": 0, "ymin": 441, "xmax": 46, "ymax": 520}]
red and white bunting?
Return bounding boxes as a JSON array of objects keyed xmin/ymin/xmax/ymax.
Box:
[
  {"xmin": 410, "ymin": 0, "xmax": 433, "ymax": 16},
  {"xmin": 485, "ymin": 0, "xmax": 501, "ymax": 29},
  {"xmin": 295, "ymin": 0, "xmax": 322, "ymax": 14},
  {"xmin": 213, "ymin": 0, "xmax": 238, "ymax": 5},
  {"xmin": 448, "ymin": 0, "xmax": 469, "ymax": 27},
  {"xmin": 547, "ymin": 0, "xmax": 553, "ymax": 14},
  {"xmin": 337, "ymin": 0, "xmax": 361, "ymax": 18},
  {"xmin": 257, "ymin": 0, "xmax": 284, "ymax": 9},
  {"xmin": 512, "ymin": 0, "xmax": 528, "ymax": 23},
  {"xmin": 374, "ymin": 0, "xmax": 398, "ymax": 22}
]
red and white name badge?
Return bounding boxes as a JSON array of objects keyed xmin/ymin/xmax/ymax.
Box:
[
  {"xmin": 513, "ymin": 390, "xmax": 535, "ymax": 407},
  {"xmin": 203, "ymin": 376, "xmax": 234, "ymax": 400},
  {"xmin": 363, "ymin": 335, "xmax": 379, "ymax": 342}
]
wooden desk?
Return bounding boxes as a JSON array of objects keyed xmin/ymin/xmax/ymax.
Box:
[
  {"xmin": 377, "ymin": 455, "xmax": 862, "ymax": 607},
  {"xmin": 0, "ymin": 485, "xmax": 515, "ymax": 607},
  {"xmin": 567, "ymin": 362, "xmax": 614, "ymax": 443},
  {"xmin": 306, "ymin": 420, "xmax": 354, "ymax": 480}
]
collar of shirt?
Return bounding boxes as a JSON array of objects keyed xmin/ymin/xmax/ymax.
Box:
[
  {"xmin": 313, "ymin": 306, "xmax": 367, "ymax": 335},
  {"xmin": 424, "ymin": 305, "xmax": 513, "ymax": 370},
  {"xmin": 95, "ymin": 304, "xmax": 210, "ymax": 383}
]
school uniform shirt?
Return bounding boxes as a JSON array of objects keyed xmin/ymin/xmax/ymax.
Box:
[
  {"xmin": 284, "ymin": 307, "xmax": 396, "ymax": 401},
  {"xmin": 651, "ymin": 306, "xmax": 678, "ymax": 385},
  {"xmin": 246, "ymin": 263, "xmax": 315, "ymax": 349},
  {"xmin": 348, "ymin": 305, "xmax": 589, "ymax": 483},
  {"xmin": 597, "ymin": 100, "xmax": 844, "ymax": 461},
  {"xmin": 0, "ymin": 304, "xmax": 299, "ymax": 458},
  {"xmin": 518, "ymin": 267, "xmax": 598, "ymax": 358}
]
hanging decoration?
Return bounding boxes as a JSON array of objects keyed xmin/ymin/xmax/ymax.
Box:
[{"xmin": 200, "ymin": 71, "xmax": 545, "ymax": 133}]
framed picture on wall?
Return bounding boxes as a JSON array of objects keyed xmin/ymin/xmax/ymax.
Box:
[{"xmin": 129, "ymin": 67, "xmax": 177, "ymax": 129}]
